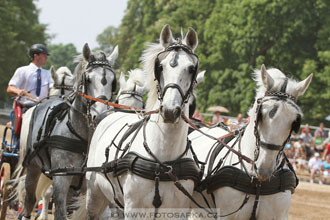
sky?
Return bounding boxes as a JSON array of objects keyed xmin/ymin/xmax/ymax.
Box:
[{"xmin": 35, "ymin": 0, "xmax": 128, "ymax": 51}]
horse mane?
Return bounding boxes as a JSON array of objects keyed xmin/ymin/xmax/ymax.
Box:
[
  {"xmin": 127, "ymin": 68, "xmax": 146, "ymax": 87},
  {"xmin": 248, "ymin": 67, "xmax": 303, "ymax": 118},
  {"xmin": 140, "ymin": 43, "xmax": 164, "ymax": 110}
]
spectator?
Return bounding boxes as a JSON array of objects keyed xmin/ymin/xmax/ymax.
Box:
[
  {"xmin": 192, "ymin": 109, "xmax": 203, "ymax": 121},
  {"xmin": 231, "ymin": 113, "xmax": 246, "ymax": 130},
  {"xmin": 300, "ymin": 123, "xmax": 313, "ymax": 146},
  {"xmin": 314, "ymin": 122, "xmax": 328, "ymax": 138},
  {"xmin": 212, "ymin": 111, "xmax": 222, "ymax": 124},
  {"xmin": 308, "ymin": 152, "xmax": 324, "ymax": 184},
  {"xmin": 294, "ymin": 138, "xmax": 304, "ymax": 150},
  {"xmin": 313, "ymin": 131, "xmax": 325, "ymax": 153},
  {"xmin": 322, "ymin": 155, "xmax": 330, "ymax": 184},
  {"xmin": 301, "ymin": 123, "xmax": 312, "ymax": 134},
  {"xmin": 295, "ymin": 145, "xmax": 307, "ymax": 173},
  {"xmin": 322, "ymin": 136, "xmax": 330, "ymax": 160}
]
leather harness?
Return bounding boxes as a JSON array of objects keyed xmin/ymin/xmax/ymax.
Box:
[{"xmin": 201, "ymin": 166, "xmax": 297, "ymax": 195}]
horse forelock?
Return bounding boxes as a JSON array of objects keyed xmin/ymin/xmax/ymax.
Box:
[
  {"xmin": 57, "ymin": 67, "xmax": 72, "ymax": 77},
  {"xmin": 127, "ymin": 69, "xmax": 146, "ymax": 87}
]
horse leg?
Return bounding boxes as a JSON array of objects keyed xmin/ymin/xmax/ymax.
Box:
[
  {"xmin": 22, "ymin": 163, "xmax": 41, "ymax": 219},
  {"xmin": 39, "ymin": 185, "xmax": 53, "ymax": 220},
  {"xmin": 86, "ymin": 173, "xmax": 109, "ymax": 220},
  {"xmin": 52, "ymin": 176, "xmax": 73, "ymax": 220}
]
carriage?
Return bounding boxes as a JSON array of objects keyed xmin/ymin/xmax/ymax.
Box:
[
  {"xmin": 3, "ymin": 25, "xmax": 313, "ymax": 220},
  {"xmin": 0, "ymin": 99, "xmax": 21, "ymax": 220}
]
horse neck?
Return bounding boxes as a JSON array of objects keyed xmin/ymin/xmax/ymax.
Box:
[
  {"xmin": 146, "ymin": 101, "xmax": 189, "ymax": 161},
  {"xmin": 238, "ymin": 120, "xmax": 257, "ymax": 172},
  {"xmin": 69, "ymin": 95, "xmax": 89, "ymax": 135}
]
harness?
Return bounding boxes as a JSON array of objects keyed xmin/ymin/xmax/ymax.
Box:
[
  {"xmin": 53, "ymin": 75, "xmax": 74, "ymax": 95},
  {"xmin": 191, "ymin": 78, "xmax": 301, "ymax": 219}
]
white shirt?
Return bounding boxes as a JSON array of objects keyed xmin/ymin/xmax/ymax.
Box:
[
  {"xmin": 308, "ymin": 157, "xmax": 323, "ymax": 170},
  {"xmin": 8, "ymin": 63, "xmax": 54, "ymax": 106}
]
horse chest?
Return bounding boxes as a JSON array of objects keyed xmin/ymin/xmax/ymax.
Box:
[{"xmin": 122, "ymin": 173, "xmax": 194, "ymax": 208}]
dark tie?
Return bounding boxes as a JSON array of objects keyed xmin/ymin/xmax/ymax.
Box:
[{"xmin": 36, "ymin": 68, "xmax": 41, "ymax": 96}]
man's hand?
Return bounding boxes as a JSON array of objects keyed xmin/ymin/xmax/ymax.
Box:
[{"xmin": 17, "ymin": 89, "xmax": 28, "ymax": 97}]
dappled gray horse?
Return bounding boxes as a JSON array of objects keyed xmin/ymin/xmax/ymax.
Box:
[{"xmin": 19, "ymin": 43, "xmax": 118, "ymax": 220}]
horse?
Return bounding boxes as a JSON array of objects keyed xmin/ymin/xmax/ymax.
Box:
[
  {"xmin": 71, "ymin": 24, "xmax": 202, "ymax": 220},
  {"xmin": 189, "ymin": 64, "xmax": 313, "ymax": 220},
  {"xmin": 116, "ymin": 69, "xmax": 148, "ymax": 109},
  {"xmin": 17, "ymin": 43, "xmax": 119, "ymax": 220},
  {"xmin": 49, "ymin": 66, "xmax": 75, "ymax": 97}
]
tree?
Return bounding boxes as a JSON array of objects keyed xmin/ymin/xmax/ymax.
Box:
[
  {"xmin": 0, "ymin": 0, "xmax": 48, "ymax": 105},
  {"xmin": 97, "ymin": 0, "xmax": 330, "ymax": 124},
  {"xmin": 96, "ymin": 26, "xmax": 119, "ymax": 54},
  {"xmin": 44, "ymin": 43, "xmax": 79, "ymax": 72}
]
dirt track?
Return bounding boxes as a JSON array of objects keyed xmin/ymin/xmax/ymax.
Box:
[{"xmin": 1, "ymin": 125, "xmax": 330, "ymax": 219}]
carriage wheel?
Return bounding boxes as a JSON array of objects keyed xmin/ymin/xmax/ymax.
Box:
[{"xmin": 0, "ymin": 163, "xmax": 11, "ymax": 220}]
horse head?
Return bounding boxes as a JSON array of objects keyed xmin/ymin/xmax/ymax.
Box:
[
  {"xmin": 74, "ymin": 43, "xmax": 118, "ymax": 119},
  {"xmin": 250, "ymin": 64, "xmax": 312, "ymax": 180},
  {"xmin": 142, "ymin": 24, "xmax": 200, "ymax": 123},
  {"xmin": 117, "ymin": 69, "xmax": 148, "ymax": 109},
  {"xmin": 50, "ymin": 66, "xmax": 75, "ymax": 96}
]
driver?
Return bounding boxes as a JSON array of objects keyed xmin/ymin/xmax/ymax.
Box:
[
  {"xmin": 6, "ymin": 43, "xmax": 53, "ymax": 136},
  {"xmin": 7, "ymin": 43, "xmax": 53, "ymax": 109}
]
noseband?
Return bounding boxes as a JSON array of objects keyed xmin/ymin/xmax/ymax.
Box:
[
  {"xmin": 116, "ymin": 84, "xmax": 144, "ymax": 107},
  {"xmin": 154, "ymin": 40, "xmax": 199, "ymax": 107}
]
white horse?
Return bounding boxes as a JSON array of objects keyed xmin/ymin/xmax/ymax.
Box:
[
  {"xmin": 73, "ymin": 24, "xmax": 202, "ymax": 220},
  {"xmin": 49, "ymin": 66, "xmax": 75, "ymax": 97},
  {"xmin": 116, "ymin": 69, "xmax": 148, "ymax": 109},
  {"xmin": 189, "ymin": 65, "xmax": 313, "ymax": 220}
]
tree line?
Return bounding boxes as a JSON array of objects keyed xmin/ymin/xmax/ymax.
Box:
[{"xmin": 1, "ymin": 0, "xmax": 329, "ymax": 126}]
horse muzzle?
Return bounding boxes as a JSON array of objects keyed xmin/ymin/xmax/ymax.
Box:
[{"xmin": 160, "ymin": 105, "xmax": 181, "ymax": 123}]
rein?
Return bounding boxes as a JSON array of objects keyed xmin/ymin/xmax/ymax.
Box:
[
  {"xmin": 182, "ymin": 114, "xmax": 254, "ymax": 165},
  {"xmin": 75, "ymin": 91, "xmax": 159, "ymax": 115}
]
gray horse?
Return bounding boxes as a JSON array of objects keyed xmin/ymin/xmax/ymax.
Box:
[{"xmin": 19, "ymin": 43, "xmax": 118, "ymax": 220}]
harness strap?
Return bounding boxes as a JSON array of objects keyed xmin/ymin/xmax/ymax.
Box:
[
  {"xmin": 182, "ymin": 113, "xmax": 253, "ymax": 164},
  {"xmin": 249, "ymin": 178, "xmax": 261, "ymax": 220}
]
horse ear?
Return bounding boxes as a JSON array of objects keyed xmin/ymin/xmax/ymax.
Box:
[
  {"xmin": 50, "ymin": 65, "xmax": 56, "ymax": 80},
  {"xmin": 108, "ymin": 45, "xmax": 119, "ymax": 66},
  {"xmin": 160, "ymin": 24, "xmax": 174, "ymax": 48},
  {"xmin": 83, "ymin": 43, "xmax": 91, "ymax": 61},
  {"xmin": 194, "ymin": 70, "xmax": 205, "ymax": 88},
  {"xmin": 295, "ymin": 73, "xmax": 313, "ymax": 97},
  {"xmin": 261, "ymin": 64, "xmax": 274, "ymax": 90},
  {"xmin": 119, "ymin": 72, "xmax": 126, "ymax": 88},
  {"xmin": 184, "ymin": 27, "xmax": 198, "ymax": 51}
]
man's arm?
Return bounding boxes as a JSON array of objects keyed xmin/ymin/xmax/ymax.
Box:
[{"xmin": 7, "ymin": 85, "xmax": 28, "ymax": 97}]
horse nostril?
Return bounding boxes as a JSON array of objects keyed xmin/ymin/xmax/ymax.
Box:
[
  {"xmin": 174, "ymin": 106, "xmax": 181, "ymax": 118},
  {"xmin": 160, "ymin": 105, "xmax": 163, "ymax": 112}
]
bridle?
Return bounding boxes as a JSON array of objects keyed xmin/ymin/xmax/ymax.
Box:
[
  {"xmin": 154, "ymin": 40, "xmax": 199, "ymax": 107},
  {"xmin": 253, "ymin": 78, "xmax": 301, "ymax": 168},
  {"xmin": 116, "ymin": 83, "xmax": 144, "ymax": 107},
  {"xmin": 53, "ymin": 75, "xmax": 74, "ymax": 95},
  {"xmin": 73, "ymin": 59, "xmax": 117, "ymax": 127}
]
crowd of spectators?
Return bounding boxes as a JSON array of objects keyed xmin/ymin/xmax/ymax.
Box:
[{"xmin": 284, "ymin": 122, "xmax": 330, "ymax": 184}]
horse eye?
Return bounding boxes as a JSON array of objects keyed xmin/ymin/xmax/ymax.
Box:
[
  {"xmin": 86, "ymin": 76, "xmax": 91, "ymax": 83},
  {"xmin": 188, "ymin": 66, "xmax": 195, "ymax": 74}
]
